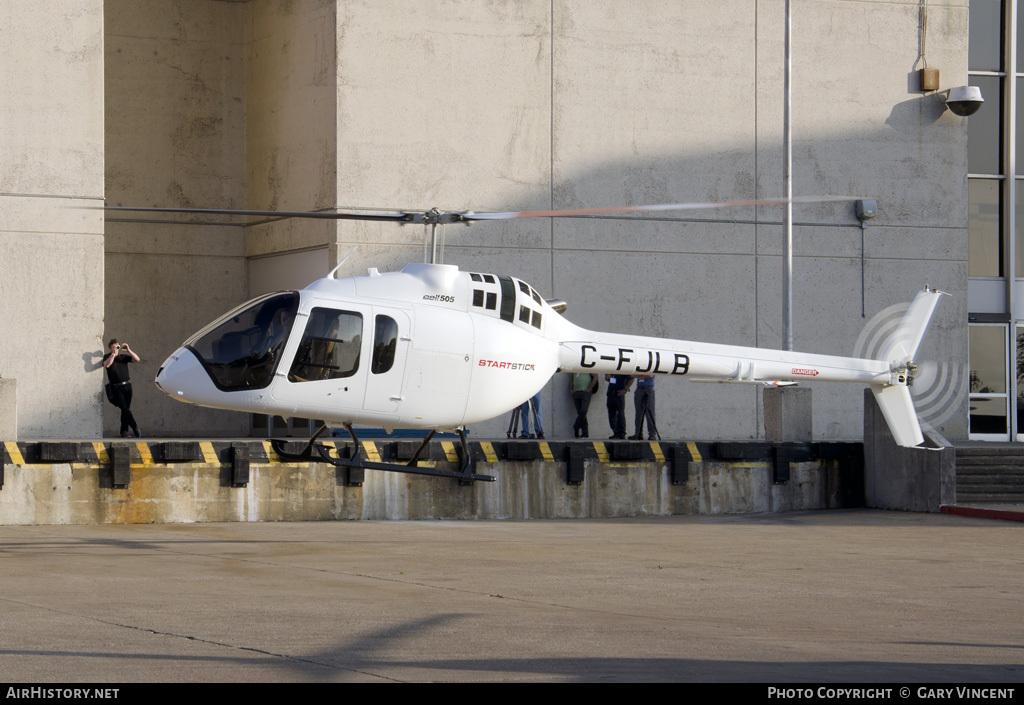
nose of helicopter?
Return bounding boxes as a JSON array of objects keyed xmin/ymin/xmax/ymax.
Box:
[{"xmin": 155, "ymin": 347, "xmax": 211, "ymax": 404}]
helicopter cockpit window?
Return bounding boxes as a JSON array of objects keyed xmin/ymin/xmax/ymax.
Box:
[
  {"xmin": 288, "ymin": 308, "xmax": 362, "ymax": 382},
  {"xmin": 186, "ymin": 292, "xmax": 299, "ymax": 391},
  {"xmin": 371, "ymin": 315, "xmax": 399, "ymax": 374}
]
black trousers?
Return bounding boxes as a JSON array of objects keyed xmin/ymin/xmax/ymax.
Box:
[
  {"xmin": 110, "ymin": 383, "xmax": 138, "ymax": 436},
  {"xmin": 606, "ymin": 394, "xmax": 626, "ymax": 438},
  {"xmin": 634, "ymin": 387, "xmax": 657, "ymax": 438},
  {"xmin": 572, "ymin": 391, "xmax": 593, "ymax": 437}
]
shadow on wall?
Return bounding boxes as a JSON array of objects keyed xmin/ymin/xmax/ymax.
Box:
[{"xmin": 84, "ymin": 350, "xmax": 104, "ymax": 373}]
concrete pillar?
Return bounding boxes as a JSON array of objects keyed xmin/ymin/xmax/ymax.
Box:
[
  {"xmin": 2, "ymin": 0, "xmax": 105, "ymax": 438},
  {"xmin": 763, "ymin": 387, "xmax": 812, "ymax": 442},
  {"xmin": 0, "ymin": 378, "xmax": 15, "ymax": 439}
]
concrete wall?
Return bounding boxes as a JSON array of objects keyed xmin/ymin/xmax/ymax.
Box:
[
  {"xmin": 0, "ymin": 455, "xmax": 856, "ymax": 525},
  {"xmin": 0, "ymin": 0, "xmax": 106, "ymax": 438},
  {"xmin": 247, "ymin": 0, "xmax": 336, "ymax": 216},
  {"xmin": 104, "ymin": 0, "xmax": 340, "ymax": 437},
  {"xmin": 104, "ymin": 0, "xmax": 249, "ymax": 436},
  {"xmin": 313, "ymin": 0, "xmax": 970, "ymax": 443},
  {"xmin": 244, "ymin": 0, "xmax": 339, "ymax": 266}
]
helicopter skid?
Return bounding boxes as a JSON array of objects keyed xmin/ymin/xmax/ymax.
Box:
[
  {"xmin": 269, "ymin": 427, "xmax": 494, "ymax": 482},
  {"xmin": 335, "ymin": 455, "xmax": 495, "ymax": 483}
]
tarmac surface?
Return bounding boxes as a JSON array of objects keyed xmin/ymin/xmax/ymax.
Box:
[{"xmin": 1, "ymin": 509, "xmax": 1023, "ymax": 683}]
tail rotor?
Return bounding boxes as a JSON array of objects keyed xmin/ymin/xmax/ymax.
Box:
[{"xmin": 854, "ymin": 289, "xmax": 961, "ymax": 440}]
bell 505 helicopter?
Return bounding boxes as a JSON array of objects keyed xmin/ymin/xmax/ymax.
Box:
[{"xmin": 107, "ymin": 198, "xmax": 944, "ymax": 482}]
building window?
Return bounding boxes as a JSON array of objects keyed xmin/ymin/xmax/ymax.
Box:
[
  {"xmin": 968, "ymin": 1, "xmax": 1005, "ymax": 280},
  {"xmin": 968, "ymin": 0, "xmax": 1022, "ymax": 439}
]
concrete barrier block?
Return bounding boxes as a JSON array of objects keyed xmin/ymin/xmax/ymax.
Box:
[
  {"xmin": 764, "ymin": 387, "xmax": 813, "ymax": 442},
  {"xmin": 864, "ymin": 389, "xmax": 954, "ymax": 511}
]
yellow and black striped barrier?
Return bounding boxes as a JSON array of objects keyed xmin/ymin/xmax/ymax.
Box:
[
  {"xmin": 0, "ymin": 438, "xmax": 707, "ymax": 467},
  {"xmin": 0, "ymin": 438, "xmax": 860, "ymax": 489}
]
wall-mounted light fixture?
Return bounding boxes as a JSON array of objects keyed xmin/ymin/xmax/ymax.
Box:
[
  {"xmin": 944, "ymin": 85, "xmax": 985, "ymax": 117},
  {"xmin": 855, "ymin": 199, "xmax": 878, "ymax": 222}
]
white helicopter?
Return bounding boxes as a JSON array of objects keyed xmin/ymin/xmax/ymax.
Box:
[{"xmin": 110, "ymin": 198, "xmax": 944, "ymax": 481}]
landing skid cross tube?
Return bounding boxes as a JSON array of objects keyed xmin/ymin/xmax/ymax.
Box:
[{"xmin": 269, "ymin": 424, "xmax": 495, "ymax": 482}]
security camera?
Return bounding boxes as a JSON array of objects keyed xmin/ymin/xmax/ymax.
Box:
[{"xmin": 945, "ymin": 86, "xmax": 984, "ymax": 117}]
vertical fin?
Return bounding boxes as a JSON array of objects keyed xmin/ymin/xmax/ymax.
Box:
[
  {"xmin": 878, "ymin": 288, "xmax": 945, "ymax": 364},
  {"xmin": 870, "ymin": 383, "xmax": 924, "ymax": 448}
]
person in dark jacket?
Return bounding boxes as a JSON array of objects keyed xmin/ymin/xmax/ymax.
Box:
[{"xmin": 103, "ymin": 338, "xmax": 141, "ymax": 438}]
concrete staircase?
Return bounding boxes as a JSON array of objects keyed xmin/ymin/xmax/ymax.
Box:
[{"xmin": 955, "ymin": 447, "xmax": 1024, "ymax": 504}]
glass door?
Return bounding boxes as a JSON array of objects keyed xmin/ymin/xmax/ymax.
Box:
[{"xmin": 970, "ymin": 323, "xmax": 1010, "ymax": 439}]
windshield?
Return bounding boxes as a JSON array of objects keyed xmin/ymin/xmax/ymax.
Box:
[{"xmin": 186, "ymin": 292, "xmax": 299, "ymax": 390}]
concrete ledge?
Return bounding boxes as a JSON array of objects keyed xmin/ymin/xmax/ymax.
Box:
[{"xmin": 0, "ymin": 439, "xmax": 863, "ymax": 525}]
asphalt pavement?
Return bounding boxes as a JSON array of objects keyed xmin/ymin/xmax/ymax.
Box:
[{"xmin": 0, "ymin": 509, "xmax": 1022, "ymax": 683}]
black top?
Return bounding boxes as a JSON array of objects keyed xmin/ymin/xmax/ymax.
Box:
[{"xmin": 104, "ymin": 353, "xmax": 133, "ymax": 385}]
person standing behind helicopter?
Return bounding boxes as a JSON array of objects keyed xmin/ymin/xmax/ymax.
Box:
[
  {"xmin": 629, "ymin": 374, "xmax": 659, "ymax": 440},
  {"xmin": 103, "ymin": 339, "xmax": 141, "ymax": 438},
  {"xmin": 518, "ymin": 390, "xmax": 545, "ymax": 439},
  {"xmin": 605, "ymin": 373, "xmax": 632, "ymax": 440},
  {"xmin": 569, "ymin": 371, "xmax": 598, "ymax": 438}
]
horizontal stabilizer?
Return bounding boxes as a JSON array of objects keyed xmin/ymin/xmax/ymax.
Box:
[{"xmin": 871, "ymin": 383, "xmax": 924, "ymax": 448}]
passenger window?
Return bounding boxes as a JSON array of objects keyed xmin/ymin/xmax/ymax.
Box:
[
  {"xmin": 372, "ymin": 315, "xmax": 399, "ymax": 374},
  {"xmin": 288, "ymin": 308, "xmax": 362, "ymax": 382}
]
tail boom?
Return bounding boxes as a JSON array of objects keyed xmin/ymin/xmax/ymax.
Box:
[
  {"xmin": 553, "ymin": 286, "xmax": 944, "ymax": 449},
  {"xmin": 557, "ymin": 337, "xmax": 891, "ymax": 386}
]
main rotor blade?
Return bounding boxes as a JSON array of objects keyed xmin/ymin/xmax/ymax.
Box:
[
  {"xmin": 460, "ymin": 195, "xmax": 862, "ymax": 221},
  {"xmin": 103, "ymin": 206, "xmax": 417, "ymax": 223},
  {"xmin": 100, "ymin": 194, "xmax": 865, "ymax": 226}
]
